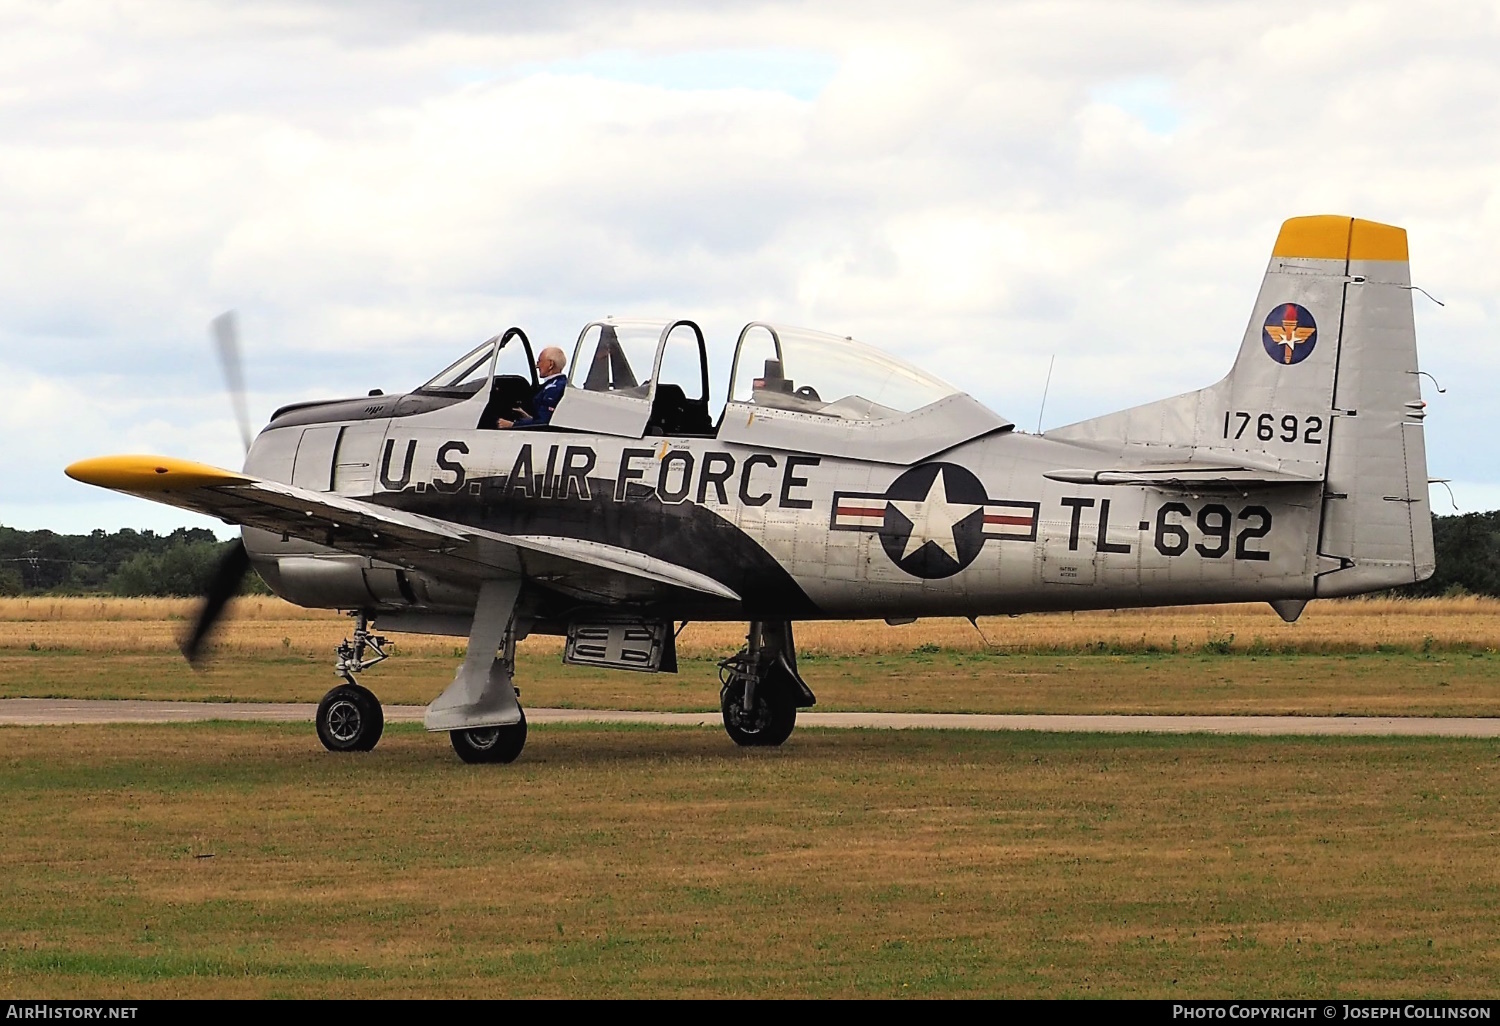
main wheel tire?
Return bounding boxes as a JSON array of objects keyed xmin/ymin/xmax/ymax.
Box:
[
  {"xmin": 316, "ymin": 683, "xmax": 384, "ymax": 753},
  {"xmin": 451, "ymin": 713, "xmax": 528, "ymax": 764},
  {"xmin": 721, "ymin": 679, "xmax": 797, "ymax": 747}
]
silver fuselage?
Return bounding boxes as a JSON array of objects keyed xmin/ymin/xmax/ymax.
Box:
[{"xmin": 243, "ymin": 418, "xmax": 1327, "ymax": 623}]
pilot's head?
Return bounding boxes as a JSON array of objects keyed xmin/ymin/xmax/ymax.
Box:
[{"xmin": 538, "ymin": 347, "xmax": 567, "ymax": 378}]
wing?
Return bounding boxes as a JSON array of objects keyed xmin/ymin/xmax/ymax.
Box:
[{"xmin": 65, "ymin": 455, "xmax": 739, "ymax": 605}]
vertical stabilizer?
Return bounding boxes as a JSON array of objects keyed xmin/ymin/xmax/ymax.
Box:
[{"xmin": 1048, "ymin": 215, "xmax": 1434, "ymax": 594}]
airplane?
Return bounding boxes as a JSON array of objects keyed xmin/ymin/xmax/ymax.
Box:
[{"xmin": 65, "ymin": 214, "xmax": 1435, "ymax": 764}]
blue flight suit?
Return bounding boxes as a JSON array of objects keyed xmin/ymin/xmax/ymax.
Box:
[{"xmin": 511, "ymin": 374, "xmax": 567, "ymax": 428}]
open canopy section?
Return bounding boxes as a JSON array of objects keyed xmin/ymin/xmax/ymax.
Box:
[
  {"xmin": 717, "ymin": 322, "xmax": 1011, "ymax": 463},
  {"xmin": 550, "ymin": 318, "xmax": 714, "ymax": 438},
  {"xmin": 571, "ymin": 319, "xmax": 663, "ymax": 398}
]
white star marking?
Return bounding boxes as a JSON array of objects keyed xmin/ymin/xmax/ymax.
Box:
[{"xmin": 887, "ymin": 470, "xmax": 982, "ymax": 562}]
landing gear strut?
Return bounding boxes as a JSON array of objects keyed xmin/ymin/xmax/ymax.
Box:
[
  {"xmin": 316, "ymin": 611, "xmax": 387, "ymax": 752},
  {"xmin": 719, "ymin": 621, "xmax": 815, "ymax": 747}
]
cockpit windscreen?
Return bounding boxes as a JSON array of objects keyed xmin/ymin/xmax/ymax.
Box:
[{"xmin": 416, "ymin": 339, "xmax": 496, "ymax": 396}]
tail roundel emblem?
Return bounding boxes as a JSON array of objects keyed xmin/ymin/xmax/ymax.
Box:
[{"xmin": 1262, "ymin": 303, "xmax": 1317, "ymax": 365}]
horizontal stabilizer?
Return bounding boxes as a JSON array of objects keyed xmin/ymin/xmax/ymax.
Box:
[{"xmin": 1044, "ymin": 464, "xmax": 1321, "ymax": 489}]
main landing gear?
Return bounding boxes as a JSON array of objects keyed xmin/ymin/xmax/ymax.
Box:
[
  {"xmin": 425, "ymin": 579, "xmax": 529, "ymax": 764},
  {"xmin": 719, "ymin": 621, "xmax": 816, "ymax": 748},
  {"xmin": 315, "ymin": 612, "xmax": 389, "ymax": 753},
  {"xmin": 449, "ymin": 717, "xmax": 528, "ymax": 764}
]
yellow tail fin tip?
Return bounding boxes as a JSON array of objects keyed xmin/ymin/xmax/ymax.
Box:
[{"xmin": 1272, "ymin": 215, "xmax": 1407, "ymax": 262}]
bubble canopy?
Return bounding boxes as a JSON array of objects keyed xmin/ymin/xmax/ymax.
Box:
[
  {"xmin": 404, "ymin": 319, "xmax": 1004, "ymax": 458},
  {"xmin": 728, "ymin": 323, "xmax": 962, "ymax": 421}
]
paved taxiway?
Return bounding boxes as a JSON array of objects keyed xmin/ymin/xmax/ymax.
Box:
[{"xmin": 2, "ymin": 699, "xmax": 1498, "ymax": 737}]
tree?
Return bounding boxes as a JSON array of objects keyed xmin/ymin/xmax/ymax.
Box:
[
  {"xmin": 0, "ymin": 524, "xmax": 266, "ymax": 597},
  {"xmin": 1396, "ymin": 511, "xmax": 1500, "ymax": 598},
  {"xmin": 108, "ymin": 542, "xmax": 267, "ymax": 597}
]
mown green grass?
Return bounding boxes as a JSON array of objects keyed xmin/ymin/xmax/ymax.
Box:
[
  {"xmin": 1, "ymin": 722, "xmax": 1497, "ymax": 997},
  {"xmin": 3, "ymin": 648, "xmax": 1499, "ymax": 717}
]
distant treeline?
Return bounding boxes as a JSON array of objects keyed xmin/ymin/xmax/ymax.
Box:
[
  {"xmin": 0, "ymin": 525, "xmax": 268, "ymax": 597},
  {"xmin": 1396, "ymin": 510, "xmax": 1500, "ymax": 599},
  {"xmin": 0, "ymin": 511, "xmax": 1496, "ymax": 600}
]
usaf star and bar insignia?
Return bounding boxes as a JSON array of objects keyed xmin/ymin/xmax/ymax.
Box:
[{"xmin": 831, "ymin": 463, "xmax": 1039, "ymax": 579}]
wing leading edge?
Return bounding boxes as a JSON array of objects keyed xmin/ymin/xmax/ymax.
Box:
[{"xmin": 64, "ymin": 455, "xmax": 740, "ymax": 604}]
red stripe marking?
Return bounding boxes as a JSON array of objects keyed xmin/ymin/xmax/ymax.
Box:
[
  {"xmin": 839, "ymin": 505, "xmax": 887, "ymax": 518},
  {"xmin": 984, "ymin": 514, "xmax": 1033, "ymax": 526}
]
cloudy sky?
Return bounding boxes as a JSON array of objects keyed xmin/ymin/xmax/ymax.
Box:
[{"xmin": 3, "ymin": 0, "xmax": 1496, "ymax": 535}]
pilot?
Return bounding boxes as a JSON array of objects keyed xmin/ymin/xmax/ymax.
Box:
[{"xmin": 496, "ymin": 347, "xmax": 568, "ymax": 429}]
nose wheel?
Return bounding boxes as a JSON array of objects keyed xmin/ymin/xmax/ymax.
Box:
[{"xmin": 316, "ymin": 682, "xmax": 384, "ymax": 752}]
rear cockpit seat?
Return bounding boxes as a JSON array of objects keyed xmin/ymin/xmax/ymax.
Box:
[{"xmin": 646, "ymin": 383, "xmax": 713, "ymax": 436}]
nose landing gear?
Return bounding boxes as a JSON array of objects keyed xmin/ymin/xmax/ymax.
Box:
[{"xmin": 315, "ymin": 611, "xmax": 387, "ymax": 753}]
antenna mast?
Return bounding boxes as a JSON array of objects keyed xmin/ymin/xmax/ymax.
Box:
[{"xmin": 1035, "ymin": 354, "xmax": 1055, "ymax": 434}]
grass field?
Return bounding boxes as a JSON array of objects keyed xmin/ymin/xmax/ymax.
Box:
[
  {"xmin": 1, "ymin": 722, "xmax": 1497, "ymax": 998},
  {"xmin": 2, "ymin": 596, "xmax": 1499, "ymax": 716},
  {"xmin": 3, "ymin": 598, "xmax": 1499, "ymax": 997}
]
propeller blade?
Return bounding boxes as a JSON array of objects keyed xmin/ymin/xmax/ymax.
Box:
[
  {"xmin": 211, "ymin": 311, "xmax": 253, "ymax": 454},
  {"xmin": 179, "ymin": 538, "xmax": 251, "ymax": 667}
]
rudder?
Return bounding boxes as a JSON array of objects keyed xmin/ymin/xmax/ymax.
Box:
[{"xmin": 1307, "ymin": 218, "xmax": 1435, "ymax": 594}]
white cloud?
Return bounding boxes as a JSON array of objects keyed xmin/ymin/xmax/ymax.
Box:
[{"xmin": 1, "ymin": 0, "xmax": 1496, "ymax": 532}]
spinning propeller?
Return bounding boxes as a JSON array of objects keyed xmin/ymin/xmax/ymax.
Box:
[{"xmin": 180, "ymin": 311, "xmax": 254, "ymax": 666}]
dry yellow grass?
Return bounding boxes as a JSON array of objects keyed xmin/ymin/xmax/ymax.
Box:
[
  {"xmin": 1, "ymin": 595, "xmax": 1497, "ymax": 657},
  {"xmin": 11, "ymin": 596, "xmax": 1500, "ymax": 718},
  {"xmin": 0, "ymin": 596, "xmax": 339, "ymax": 622}
]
